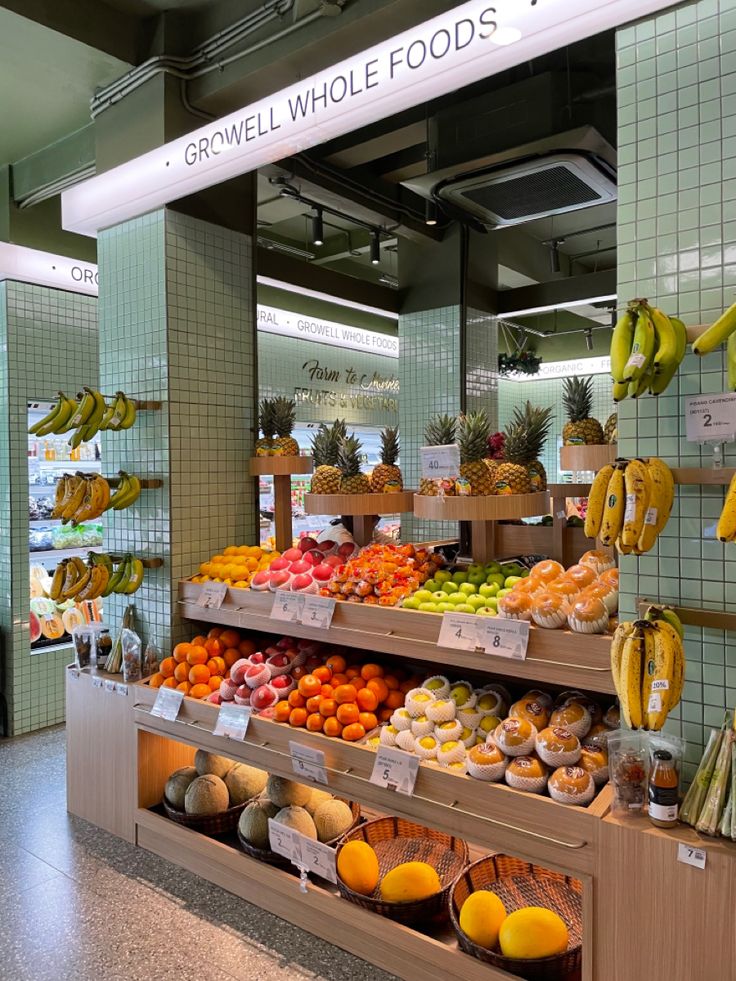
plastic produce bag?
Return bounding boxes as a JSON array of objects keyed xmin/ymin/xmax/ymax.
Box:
[
  {"xmin": 608, "ymin": 730, "xmax": 648, "ymax": 816},
  {"xmin": 121, "ymin": 627, "xmax": 142, "ymax": 684},
  {"xmin": 142, "ymin": 640, "xmax": 161, "ymax": 679}
]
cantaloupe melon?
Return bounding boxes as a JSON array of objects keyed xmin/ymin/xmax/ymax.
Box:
[
  {"xmin": 273, "ymin": 806, "xmax": 317, "ymax": 839},
  {"xmin": 238, "ymin": 797, "xmax": 278, "ymax": 848},
  {"xmin": 266, "ymin": 775, "xmax": 311, "ymax": 809},
  {"xmin": 313, "ymin": 799, "xmax": 353, "ymax": 843},
  {"xmin": 194, "ymin": 750, "xmax": 235, "ymax": 779},
  {"xmin": 164, "ymin": 766, "xmax": 198, "ymax": 810},
  {"xmin": 225, "ymin": 763, "xmax": 268, "ymax": 805},
  {"xmin": 304, "ymin": 787, "xmax": 333, "ymax": 817},
  {"xmin": 184, "ymin": 774, "xmax": 230, "ymax": 816}
]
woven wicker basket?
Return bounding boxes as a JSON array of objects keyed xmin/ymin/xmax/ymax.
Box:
[
  {"xmin": 449, "ymin": 854, "xmax": 583, "ymax": 981},
  {"xmin": 163, "ymin": 797, "xmax": 245, "ymax": 836},
  {"xmin": 237, "ymin": 799, "xmax": 361, "ymax": 870},
  {"xmin": 336, "ymin": 816, "xmax": 468, "ymax": 927}
]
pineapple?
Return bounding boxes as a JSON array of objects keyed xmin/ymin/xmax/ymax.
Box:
[
  {"xmin": 255, "ymin": 399, "xmax": 277, "ymax": 456},
  {"xmin": 418, "ymin": 414, "xmax": 457, "ymax": 496},
  {"xmin": 494, "ymin": 422, "xmax": 532, "ymax": 495},
  {"xmin": 604, "ymin": 412, "xmax": 618, "ymax": 444},
  {"xmin": 509, "ymin": 401, "xmax": 553, "ymax": 492},
  {"xmin": 338, "ymin": 435, "xmax": 371, "ymax": 494},
  {"xmin": 562, "ymin": 376, "xmax": 604, "ymax": 445},
  {"xmin": 272, "ymin": 397, "xmax": 299, "ymax": 456},
  {"xmin": 458, "ymin": 410, "xmax": 495, "ymax": 496},
  {"xmin": 309, "ymin": 421, "xmax": 345, "ymax": 494},
  {"xmin": 371, "ymin": 427, "xmax": 403, "ymax": 492}
]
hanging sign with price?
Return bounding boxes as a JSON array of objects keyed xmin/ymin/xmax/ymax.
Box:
[
  {"xmin": 267, "ymin": 820, "xmax": 337, "ymax": 882},
  {"xmin": 213, "ymin": 703, "xmax": 251, "ymax": 740},
  {"xmin": 271, "ymin": 592, "xmax": 304, "ymax": 623},
  {"xmin": 196, "ymin": 581, "xmax": 228, "ymax": 609},
  {"xmin": 685, "ymin": 393, "xmax": 736, "ymax": 443},
  {"xmin": 437, "ymin": 612, "xmax": 480, "ymax": 652},
  {"xmin": 300, "ymin": 594, "xmax": 336, "ymax": 630},
  {"xmin": 289, "ymin": 741, "xmax": 329, "ymax": 785},
  {"xmin": 150, "ymin": 686, "xmax": 184, "ymax": 721},
  {"xmin": 475, "ymin": 616, "xmax": 530, "ymax": 660},
  {"xmin": 268, "ymin": 819, "xmax": 304, "ymax": 864},
  {"xmin": 420, "ymin": 443, "xmax": 460, "ymax": 481},
  {"xmin": 370, "ymin": 746, "xmax": 420, "ymax": 795}
]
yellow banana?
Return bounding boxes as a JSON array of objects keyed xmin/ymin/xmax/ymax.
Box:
[
  {"xmin": 584, "ymin": 464, "xmax": 614, "ymax": 539},
  {"xmin": 728, "ymin": 329, "xmax": 736, "ymax": 392},
  {"xmin": 599, "ymin": 463, "xmax": 626, "ymax": 546},
  {"xmin": 48, "ymin": 560, "xmax": 68, "ymax": 602},
  {"xmin": 76, "ymin": 564, "xmax": 109, "ymax": 602},
  {"xmin": 621, "ymin": 459, "xmax": 651, "ymax": 547},
  {"xmin": 60, "ymin": 560, "xmax": 81, "ymax": 600},
  {"xmin": 610, "ymin": 308, "xmax": 637, "ymax": 383},
  {"xmin": 63, "ymin": 563, "xmax": 92, "ymax": 599},
  {"xmin": 643, "ymin": 621, "xmax": 677, "ymax": 731},
  {"xmin": 620, "ymin": 624, "xmax": 645, "ymax": 729},
  {"xmin": 649, "ymin": 314, "xmax": 687, "ymax": 396},
  {"xmin": 624, "ymin": 307, "xmax": 655, "ymax": 382},
  {"xmin": 612, "ymin": 379, "xmax": 629, "ymax": 402},
  {"xmin": 52, "ymin": 476, "xmax": 69, "ymax": 519},
  {"xmin": 716, "ymin": 472, "xmax": 736, "ymax": 542},
  {"xmin": 61, "ymin": 477, "xmax": 88, "ymax": 522},
  {"xmin": 615, "ymin": 536, "xmax": 633, "ymax": 555},
  {"xmin": 654, "ymin": 619, "xmax": 684, "ymax": 710},
  {"xmin": 68, "ymin": 389, "xmax": 96, "ymax": 429},
  {"xmin": 118, "ymin": 394, "xmax": 137, "ymax": 430},
  {"xmin": 649, "ymin": 305, "xmax": 679, "ymax": 371},
  {"xmin": 636, "ymin": 458, "xmax": 674, "ymax": 552},
  {"xmin": 610, "ymin": 620, "xmax": 635, "ymax": 698},
  {"xmin": 122, "ymin": 557, "xmax": 145, "ymax": 594},
  {"xmin": 29, "ymin": 397, "xmax": 63, "ymax": 435},
  {"xmin": 629, "ymin": 364, "xmax": 654, "ymax": 399},
  {"xmin": 692, "ymin": 300, "xmax": 736, "ymax": 356}
]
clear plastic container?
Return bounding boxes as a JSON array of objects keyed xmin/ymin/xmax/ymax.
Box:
[{"xmin": 71, "ymin": 623, "xmax": 108, "ymax": 671}]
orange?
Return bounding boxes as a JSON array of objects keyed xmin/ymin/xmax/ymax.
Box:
[
  {"xmin": 176, "ymin": 680, "xmax": 192, "ymax": 694},
  {"xmin": 223, "ymin": 648, "xmax": 240, "ymax": 669},
  {"xmin": 359, "ymin": 712, "xmax": 378, "ymax": 731},
  {"xmin": 399, "ymin": 679, "xmax": 416, "ymax": 694},
  {"xmin": 190, "ymin": 683, "xmax": 212, "ymax": 700},
  {"xmin": 189, "ymin": 664, "xmax": 210, "ymax": 685},
  {"xmin": 306, "ymin": 713, "xmax": 324, "ymax": 732},
  {"xmin": 288, "ymin": 690, "xmax": 306, "ymax": 708},
  {"xmin": 289, "ymin": 707, "xmax": 308, "ymax": 728},
  {"xmin": 378, "ymin": 707, "xmax": 393, "ymax": 722},
  {"xmin": 298, "ymin": 674, "xmax": 322, "ymax": 698},
  {"xmin": 172, "ymin": 643, "xmax": 191, "ymax": 663},
  {"xmin": 326, "ymin": 654, "xmax": 346, "ymax": 674},
  {"xmin": 366, "ymin": 678, "xmax": 389, "ymax": 704},
  {"xmin": 351, "ymin": 677, "xmax": 367, "ymax": 692},
  {"xmin": 274, "ymin": 701, "xmax": 291, "ymax": 723},
  {"xmin": 238, "ymin": 639, "xmax": 257, "ymax": 657},
  {"xmin": 342, "ymin": 722, "xmax": 366, "ymax": 742},
  {"xmin": 336, "ymin": 703, "xmax": 359, "ymax": 725},
  {"xmin": 207, "ymin": 627, "xmax": 223, "ymax": 639},
  {"xmin": 159, "ymin": 657, "xmax": 176, "ymax": 678},
  {"xmin": 334, "ymin": 684, "xmax": 358, "ymax": 705},
  {"xmin": 356, "ymin": 688, "xmax": 378, "ymax": 712},
  {"xmin": 204, "ymin": 638, "xmax": 224, "ymax": 658},
  {"xmin": 345, "ymin": 667, "xmax": 361, "ymax": 680},
  {"xmin": 206, "ymin": 656, "xmax": 226, "ymax": 676},
  {"xmin": 208, "ymin": 676, "xmax": 223, "ymax": 692},
  {"xmin": 331, "ymin": 673, "xmax": 348, "ymax": 687},
  {"xmin": 323, "ymin": 717, "xmax": 343, "ymax": 738},
  {"xmin": 320, "ymin": 684, "xmax": 334, "ymax": 698},
  {"xmin": 174, "ymin": 662, "xmax": 190, "ymax": 683},
  {"xmin": 361, "ymin": 663, "xmax": 384, "ymax": 681},
  {"xmin": 312, "ymin": 666, "xmax": 332, "ymax": 684},
  {"xmin": 162, "ymin": 676, "xmax": 178, "ymax": 689},
  {"xmin": 219, "ymin": 629, "xmax": 241, "ymax": 649},
  {"xmin": 187, "ymin": 645, "xmax": 208, "ymax": 666},
  {"xmin": 385, "ymin": 690, "xmax": 404, "ymax": 710},
  {"xmin": 149, "ymin": 672, "xmax": 165, "ymax": 689},
  {"xmin": 306, "ymin": 695, "xmax": 323, "ymax": 714},
  {"xmin": 319, "ymin": 698, "xmax": 338, "ymax": 718},
  {"xmin": 191, "ymin": 635, "xmax": 207, "ymax": 648},
  {"xmin": 384, "ymin": 674, "xmax": 400, "ymax": 691}
]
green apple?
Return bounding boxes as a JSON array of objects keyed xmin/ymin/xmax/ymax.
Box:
[
  {"xmin": 453, "ymin": 603, "xmax": 476, "ymax": 614},
  {"xmin": 479, "ymin": 582, "xmax": 499, "ymax": 598},
  {"xmin": 451, "ymin": 570, "xmax": 469, "ymax": 584},
  {"xmin": 442, "ymin": 581, "xmax": 459, "ymax": 595},
  {"xmin": 485, "ymin": 573, "xmax": 505, "ymax": 588},
  {"xmin": 467, "ymin": 595, "xmax": 486, "ymax": 610},
  {"xmin": 501, "ymin": 562, "xmax": 524, "ymax": 578},
  {"xmin": 476, "ymin": 607, "xmax": 498, "ymax": 616},
  {"xmin": 432, "ymin": 591, "xmax": 447, "ymax": 602},
  {"xmin": 484, "ymin": 561, "xmax": 502, "ymax": 574},
  {"xmin": 504, "ymin": 576, "xmax": 524, "ymax": 588},
  {"xmin": 436, "ymin": 602, "xmax": 455, "ymax": 613},
  {"xmin": 482, "ymin": 597, "xmax": 499, "ymax": 611},
  {"xmin": 496, "ymin": 588, "xmax": 511, "ymax": 599},
  {"xmin": 413, "ymin": 589, "xmax": 433, "ymax": 604},
  {"xmin": 459, "ymin": 582, "xmax": 477, "ymax": 596},
  {"xmin": 418, "ymin": 602, "xmax": 439, "ymax": 613},
  {"xmin": 434, "ymin": 570, "xmax": 452, "ymax": 583},
  {"xmin": 467, "ymin": 563, "xmax": 485, "ymax": 577},
  {"xmin": 402, "ymin": 597, "xmax": 420, "ymax": 610},
  {"xmin": 424, "ymin": 579, "xmax": 439, "ymax": 593},
  {"xmin": 449, "ymin": 592, "xmax": 470, "ymax": 605},
  {"xmin": 519, "ymin": 568, "xmax": 530, "ymax": 578},
  {"xmin": 468, "ymin": 570, "xmax": 486, "ymax": 586}
]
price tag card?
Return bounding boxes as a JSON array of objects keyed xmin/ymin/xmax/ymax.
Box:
[
  {"xmin": 685, "ymin": 392, "xmax": 736, "ymax": 443},
  {"xmin": 268, "ymin": 819, "xmax": 303, "ymax": 865},
  {"xmin": 300, "ymin": 837, "xmax": 338, "ymax": 883},
  {"xmin": 677, "ymin": 842, "xmax": 706, "ymax": 870},
  {"xmin": 300, "ymin": 594, "xmax": 336, "ymax": 630},
  {"xmin": 289, "ymin": 741, "xmax": 329, "ymax": 785},
  {"xmin": 115, "ymin": 683, "xmax": 128, "ymax": 697},
  {"xmin": 213, "ymin": 703, "xmax": 251, "ymax": 741},
  {"xmin": 370, "ymin": 746, "xmax": 420, "ymax": 795},
  {"xmin": 420, "ymin": 443, "xmax": 460, "ymax": 480},
  {"xmin": 104, "ymin": 679, "xmax": 117, "ymax": 694},
  {"xmin": 196, "ymin": 581, "xmax": 228, "ymax": 609},
  {"xmin": 92, "ymin": 677, "xmax": 103, "ymax": 689},
  {"xmin": 150, "ymin": 686, "xmax": 184, "ymax": 721},
  {"xmin": 68, "ymin": 668, "xmax": 80, "ymax": 681},
  {"xmin": 476, "ymin": 616, "xmax": 530, "ymax": 660},
  {"xmin": 271, "ymin": 592, "xmax": 304, "ymax": 623},
  {"xmin": 437, "ymin": 612, "xmax": 480, "ymax": 651}
]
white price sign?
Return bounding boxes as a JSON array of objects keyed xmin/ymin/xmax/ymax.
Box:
[
  {"xmin": 92, "ymin": 677, "xmax": 103, "ymax": 689},
  {"xmin": 677, "ymin": 842, "xmax": 706, "ymax": 870},
  {"xmin": 300, "ymin": 594, "xmax": 336, "ymax": 630},
  {"xmin": 438, "ymin": 612, "xmax": 480, "ymax": 651},
  {"xmin": 271, "ymin": 592, "xmax": 304, "ymax": 623},
  {"xmin": 370, "ymin": 746, "xmax": 420, "ymax": 795},
  {"xmin": 268, "ymin": 819, "xmax": 303, "ymax": 864},
  {"xmin": 150, "ymin": 686, "xmax": 184, "ymax": 721},
  {"xmin": 196, "ymin": 581, "xmax": 228, "ymax": 609},
  {"xmin": 420, "ymin": 443, "xmax": 460, "ymax": 480},
  {"xmin": 289, "ymin": 741, "xmax": 329, "ymax": 785},
  {"xmin": 685, "ymin": 393, "xmax": 736, "ymax": 443},
  {"xmin": 300, "ymin": 838, "xmax": 338, "ymax": 883},
  {"xmin": 115, "ymin": 683, "xmax": 128, "ymax": 697},
  {"xmin": 104, "ymin": 679, "xmax": 117, "ymax": 694},
  {"xmin": 476, "ymin": 616, "xmax": 530, "ymax": 660},
  {"xmin": 213, "ymin": 703, "xmax": 251, "ymax": 740}
]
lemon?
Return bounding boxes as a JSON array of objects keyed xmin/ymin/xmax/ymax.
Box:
[
  {"xmin": 499, "ymin": 907, "xmax": 568, "ymax": 959},
  {"xmin": 459, "ymin": 891, "xmax": 507, "ymax": 949}
]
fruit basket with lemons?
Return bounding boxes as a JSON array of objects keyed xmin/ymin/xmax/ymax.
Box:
[{"xmin": 450, "ymin": 854, "xmax": 582, "ymax": 981}]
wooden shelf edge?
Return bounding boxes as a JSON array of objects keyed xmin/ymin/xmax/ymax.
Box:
[
  {"xmin": 637, "ymin": 597, "xmax": 736, "ymax": 632},
  {"xmin": 671, "ymin": 468, "xmax": 735, "ymax": 486},
  {"xmin": 414, "ymin": 491, "xmax": 549, "ymax": 522},
  {"xmin": 249, "ymin": 456, "xmax": 313, "ymax": 476},
  {"xmin": 304, "ymin": 491, "xmax": 415, "ymax": 515},
  {"xmin": 559, "ymin": 445, "xmax": 617, "ymax": 473}
]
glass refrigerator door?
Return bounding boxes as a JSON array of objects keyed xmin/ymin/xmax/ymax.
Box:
[{"xmin": 28, "ymin": 400, "xmax": 104, "ymax": 651}]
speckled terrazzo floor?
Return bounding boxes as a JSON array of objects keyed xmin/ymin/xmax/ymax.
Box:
[{"xmin": 0, "ymin": 726, "xmax": 398, "ymax": 981}]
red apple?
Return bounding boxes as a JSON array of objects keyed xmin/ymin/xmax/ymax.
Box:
[
  {"xmin": 338, "ymin": 542, "xmax": 358, "ymax": 560},
  {"xmin": 299, "ymin": 536, "xmax": 319, "ymax": 553},
  {"xmin": 207, "ymin": 692, "xmax": 222, "ymax": 705},
  {"xmin": 233, "ymin": 685, "xmax": 252, "ymax": 706},
  {"xmin": 250, "ymin": 571, "xmax": 271, "ymax": 591},
  {"xmin": 312, "ymin": 563, "xmax": 334, "ymax": 583},
  {"xmin": 245, "ymin": 663, "xmax": 270, "ymax": 688},
  {"xmin": 271, "ymin": 673, "xmax": 294, "ymax": 690},
  {"xmin": 248, "ymin": 651, "xmax": 266, "ymax": 665},
  {"xmin": 264, "ymin": 645, "xmax": 281, "ymax": 656},
  {"xmin": 269, "ymin": 557, "xmax": 290, "ymax": 572},
  {"xmin": 229, "ymin": 658, "xmax": 250, "ymax": 686},
  {"xmin": 251, "ymin": 684, "xmax": 278, "ymax": 710},
  {"xmin": 268, "ymin": 570, "xmax": 292, "ymax": 591},
  {"xmin": 219, "ymin": 679, "xmax": 238, "ymax": 701},
  {"xmin": 305, "ymin": 655, "xmax": 322, "ymax": 671},
  {"xmin": 291, "ymin": 573, "xmax": 317, "ymax": 593},
  {"xmin": 323, "ymin": 555, "xmax": 343, "ymax": 569},
  {"xmin": 258, "ymin": 705, "xmax": 278, "ymax": 720},
  {"xmin": 318, "ymin": 539, "xmax": 336, "ymax": 553},
  {"xmin": 276, "ymin": 637, "xmax": 295, "ymax": 650},
  {"xmin": 289, "ymin": 560, "xmax": 312, "ymax": 576},
  {"xmin": 282, "ymin": 547, "xmax": 303, "ymax": 563}
]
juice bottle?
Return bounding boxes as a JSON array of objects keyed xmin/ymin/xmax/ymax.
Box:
[{"xmin": 648, "ymin": 749, "xmax": 679, "ymax": 828}]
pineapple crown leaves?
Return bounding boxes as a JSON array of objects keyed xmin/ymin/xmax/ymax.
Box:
[
  {"xmin": 424, "ymin": 413, "xmax": 457, "ymax": 446},
  {"xmin": 310, "ymin": 419, "xmax": 346, "ymax": 468},
  {"xmin": 337, "ymin": 434, "xmax": 364, "ymax": 478},
  {"xmin": 457, "ymin": 410, "xmax": 492, "ymax": 465},
  {"xmin": 379, "ymin": 426, "xmax": 400, "ymax": 466},
  {"xmin": 271, "ymin": 396, "xmax": 296, "ymax": 436},
  {"xmin": 509, "ymin": 401, "xmax": 554, "ymax": 460},
  {"xmin": 562, "ymin": 375, "xmax": 594, "ymax": 422},
  {"xmin": 502, "ymin": 421, "xmax": 533, "ymax": 466},
  {"xmin": 258, "ymin": 398, "xmax": 277, "ymax": 439}
]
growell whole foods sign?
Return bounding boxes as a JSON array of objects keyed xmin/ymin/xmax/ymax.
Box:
[
  {"xmin": 258, "ymin": 304, "xmax": 398, "ymax": 357},
  {"xmin": 62, "ymin": 0, "xmax": 678, "ymax": 237},
  {"xmin": 0, "ymin": 244, "xmax": 98, "ymax": 295}
]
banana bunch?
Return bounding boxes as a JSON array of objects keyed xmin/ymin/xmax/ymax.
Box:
[
  {"xmin": 610, "ymin": 299, "xmax": 687, "ymax": 401},
  {"xmin": 108, "ymin": 471, "xmax": 141, "ymax": 510},
  {"xmin": 28, "ymin": 389, "xmax": 137, "ymax": 448},
  {"xmin": 611, "ymin": 606, "xmax": 684, "ymax": 731},
  {"xmin": 49, "ymin": 552, "xmax": 144, "ymax": 602},
  {"xmin": 716, "ymin": 472, "xmax": 736, "ymax": 543},
  {"xmin": 584, "ymin": 456, "xmax": 674, "ymax": 555},
  {"xmin": 53, "ymin": 473, "xmax": 110, "ymax": 524}
]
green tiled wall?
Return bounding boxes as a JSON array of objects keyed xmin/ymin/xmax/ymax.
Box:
[
  {"xmin": 98, "ymin": 209, "xmax": 255, "ymax": 653},
  {"xmin": 617, "ymin": 0, "xmax": 736, "ymax": 781},
  {"xmin": 0, "ymin": 282, "xmax": 98, "ymax": 735}
]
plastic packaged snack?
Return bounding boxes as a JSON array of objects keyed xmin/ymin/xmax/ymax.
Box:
[
  {"xmin": 121, "ymin": 627, "xmax": 142, "ymax": 683},
  {"xmin": 608, "ymin": 730, "xmax": 648, "ymax": 815}
]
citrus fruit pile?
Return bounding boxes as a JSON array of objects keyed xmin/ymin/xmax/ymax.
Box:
[
  {"xmin": 321, "ymin": 543, "xmax": 445, "ymax": 607},
  {"xmin": 189, "ymin": 545, "xmax": 283, "ymax": 588},
  {"xmin": 149, "ymin": 628, "xmax": 254, "ymax": 699}
]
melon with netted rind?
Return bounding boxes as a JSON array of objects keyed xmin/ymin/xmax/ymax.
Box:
[
  {"xmin": 194, "ymin": 749, "xmax": 235, "ymax": 779},
  {"xmin": 164, "ymin": 766, "xmax": 198, "ymax": 810},
  {"xmin": 313, "ymin": 799, "xmax": 353, "ymax": 842},
  {"xmin": 273, "ymin": 806, "xmax": 317, "ymax": 839},
  {"xmin": 238, "ymin": 797, "xmax": 278, "ymax": 848},
  {"xmin": 304, "ymin": 787, "xmax": 333, "ymax": 817},
  {"xmin": 225, "ymin": 763, "xmax": 268, "ymax": 805},
  {"xmin": 266, "ymin": 775, "xmax": 311, "ymax": 808},
  {"xmin": 184, "ymin": 774, "xmax": 230, "ymax": 816}
]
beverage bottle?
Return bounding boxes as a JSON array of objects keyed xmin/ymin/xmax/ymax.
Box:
[{"xmin": 648, "ymin": 749, "xmax": 679, "ymax": 828}]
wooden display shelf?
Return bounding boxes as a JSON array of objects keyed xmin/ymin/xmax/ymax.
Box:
[
  {"xmin": 559, "ymin": 444, "xmax": 617, "ymax": 472},
  {"xmin": 178, "ymin": 580, "xmax": 615, "ymax": 694},
  {"xmin": 109, "ymin": 555, "xmax": 164, "ymax": 568},
  {"xmin": 414, "ymin": 492, "xmax": 548, "ymax": 522},
  {"xmin": 671, "ymin": 467, "xmax": 736, "ymax": 485},
  {"xmin": 637, "ymin": 598, "xmax": 736, "ymax": 632},
  {"xmin": 249, "ymin": 455, "xmax": 313, "ymax": 476},
  {"xmin": 106, "ymin": 476, "xmax": 163, "ymax": 489},
  {"xmin": 304, "ymin": 491, "xmax": 416, "ymax": 546}
]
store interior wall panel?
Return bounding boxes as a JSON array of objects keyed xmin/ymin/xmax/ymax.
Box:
[
  {"xmin": 0, "ymin": 282, "xmax": 98, "ymax": 735},
  {"xmin": 616, "ymin": 0, "xmax": 736, "ymax": 781}
]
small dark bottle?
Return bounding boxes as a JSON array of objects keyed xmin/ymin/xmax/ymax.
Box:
[{"xmin": 648, "ymin": 749, "xmax": 679, "ymax": 828}]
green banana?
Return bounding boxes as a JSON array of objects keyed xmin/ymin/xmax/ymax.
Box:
[
  {"xmin": 610, "ymin": 308, "xmax": 637, "ymax": 383},
  {"xmin": 68, "ymin": 389, "xmax": 96, "ymax": 429},
  {"xmin": 29, "ymin": 398, "xmax": 63, "ymax": 435},
  {"xmin": 649, "ymin": 306, "xmax": 678, "ymax": 371},
  {"xmin": 624, "ymin": 307, "xmax": 655, "ymax": 382},
  {"xmin": 118, "ymin": 395, "xmax": 137, "ymax": 430},
  {"xmin": 122, "ymin": 557, "xmax": 145, "ymax": 594},
  {"xmin": 629, "ymin": 365, "xmax": 654, "ymax": 399},
  {"xmin": 612, "ymin": 379, "xmax": 629, "ymax": 402},
  {"xmin": 692, "ymin": 301, "xmax": 736, "ymax": 356},
  {"xmin": 104, "ymin": 555, "xmax": 130, "ymax": 596}
]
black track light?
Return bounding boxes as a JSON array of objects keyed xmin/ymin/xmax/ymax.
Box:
[
  {"xmin": 550, "ymin": 240, "xmax": 561, "ymax": 273},
  {"xmin": 311, "ymin": 209, "xmax": 324, "ymax": 247},
  {"xmin": 585, "ymin": 327, "xmax": 594, "ymax": 351},
  {"xmin": 425, "ymin": 199, "xmax": 438, "ymax": 226},
  {"xmin": 370, "ymin": 231, "xmax": 380, "ymax": 265}
]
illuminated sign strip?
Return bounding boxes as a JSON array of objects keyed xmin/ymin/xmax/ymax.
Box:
[
  {"xmin": 504, "ymin": 355, "xmax": 611, "ymax": 381},
  {"xmin": 0, "ymin": 244, "xmax": 99, "ymax": 296},
  {"xmin": 258, "ymin": 304, "xmax": 398, "ymax": 357}
]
